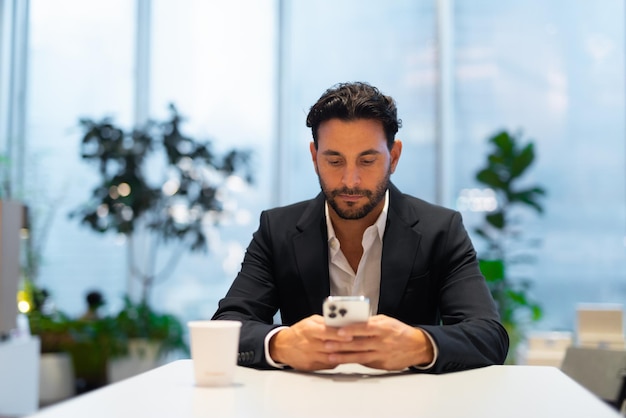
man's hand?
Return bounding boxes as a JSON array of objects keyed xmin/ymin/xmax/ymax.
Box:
[
  {"xmin": 268, "ymin": 314, "xmax": 354, "ymax": 371},
  {"xmin": 269, "ymin": 314, "xmax": 434, "ymax": 371},
  {"xmin": 323, "ymin": 314, "xmax": 434, "ymax": 371}
]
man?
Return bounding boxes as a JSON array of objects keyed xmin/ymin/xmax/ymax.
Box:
[
  {"xmin": 212, "ymin": 82, "xmax": 509, "ymax": 373},
  {"xmin": 80, "ymin": 290, "xmax": 105, "ymax": 321}
]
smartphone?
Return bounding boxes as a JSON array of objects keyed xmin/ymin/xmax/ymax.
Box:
[{"xmin": 323, "ymin": 296, "xmax": 370, "ymax": 327}]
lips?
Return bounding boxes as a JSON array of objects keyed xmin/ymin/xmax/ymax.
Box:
[{"xmin": 339, "ymin": 194, "xmax": 364, "ymax": 202}]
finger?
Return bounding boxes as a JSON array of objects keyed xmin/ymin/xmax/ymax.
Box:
[
  {"xmin": 336, "ymin": 323, "xmax": 381, "ymax": 338},
  {"xmin": 294, "ymin": 358, "xmax": 340, "ymax": 371},
  {"xmin": 309, "ymin": 314, "xmax": 325, "ymax": 324},
  {"xmin": 320, "ymin": 326, "xmax": 355, "ymax": 341},
  {"xmin": 324, "ymin": 336, "xmax": 378, "ymax": 353},
  {"xmin": 328, "ymin": 350, "xmax": 378, "ymax": 365},
  {"xmin": 341, "ymin": 315, "xmax": 409, "ymax": 338}
]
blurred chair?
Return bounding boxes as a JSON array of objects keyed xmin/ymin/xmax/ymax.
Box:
[
  {"xmin": 577, "ymin": 304, "xmax": 625, "ymax": 349},
  {"xmin": 560, "ymin": 346, "xmax": 626, "ymax": 412},
  {"xmin": 522, "ymin": 331, "xmax": 573, "ymax": 367}
]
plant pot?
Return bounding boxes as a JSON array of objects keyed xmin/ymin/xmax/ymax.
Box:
[
  {"xmin": 107, "ymin": 339, "xmax": 164, "ymax": 383},
  {"xmin": 39, "ymin": 352, "xmax": 75, "ymax": 406}
]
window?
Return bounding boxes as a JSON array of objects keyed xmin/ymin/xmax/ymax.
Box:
[
  {"xmin": 148, "ymin": 0, "xmax": 276, "ymax": 319},
  {"xmin": 279, "ymin": 0, "xmax": 437, "ymax": 204},
  {"xmin": 27, "ymin": 0, "xmax": 135, "ymax": 313},
  {"xmin": 453, "ymin": 0, "xmax": 626, "ymax": 330},
  {"xmin": 17, "ymin": 0, "xmax": 626, "ymax": 333},
  {"xmin": 25, "ymin": 0, "xmax": 276, "ymax": 320}
]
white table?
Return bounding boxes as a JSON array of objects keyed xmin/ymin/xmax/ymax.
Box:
[{"xmin": 26, "ymin": 360, "xmax": 622, "ymax": 418}]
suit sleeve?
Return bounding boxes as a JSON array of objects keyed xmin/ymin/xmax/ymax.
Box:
[
  {"xmin": 212, "ymin": 210, "xmax": 282, "ymax": 369},
  {"xmin": 417, "ymin": 211, "xmax": 509, "ymax": 373}
]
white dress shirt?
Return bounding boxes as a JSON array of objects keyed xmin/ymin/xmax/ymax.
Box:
[
  {"xmin": 326, "ymin": 190, "xmax": 388, "ymax": 314},
  {"xmin": 264, "ymin": 190, "xmax": 437, "ymax": 369}
]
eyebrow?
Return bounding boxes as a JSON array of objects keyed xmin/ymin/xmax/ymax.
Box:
[{"xmin": 321, "ymin": 149, "xmax": 381, "ymax": 157}]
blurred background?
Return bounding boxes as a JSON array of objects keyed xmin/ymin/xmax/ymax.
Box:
[{"xmin": 1, "ymin": 0, "xmax": 625, "ymax": 344}]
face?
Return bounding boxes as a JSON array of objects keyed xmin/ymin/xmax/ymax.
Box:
[{"xmin": 310, "ymin": 118, "xmax": 402, "ymax": 221}]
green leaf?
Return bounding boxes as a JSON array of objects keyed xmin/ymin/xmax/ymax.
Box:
[
  {"xmin": 479, "ymin": 259, "xmax": 505, "ymax": 282},
  {"xmin": 476, "ymin": 169, "xmax": 506, "ymax": 189},
  {"xmin": 491, "ymin": 131, "xmax": 514, "ymax": 156},
  {"xmin": 486, "ymin": 211, "xmax": 505, "ymax": 229},
  {"xmin": 510, "ymin": 143, "xmax": 535, "ymax": 178},
  {"xmin": 510, "ymin": 187, "xmax": 547, "ymax": 213}
]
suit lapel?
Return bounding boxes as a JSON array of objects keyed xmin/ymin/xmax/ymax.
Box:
[
  {"xmin": 291, "ymin": 186, "xmax": 422, "ymax": 315},
  {"xmin": 379, "ymin": 185, "xmax": 422, "ymax": 314},
  {"xmin": 293, "ymin": 193, "xmax": 330, "ymax": 314}
]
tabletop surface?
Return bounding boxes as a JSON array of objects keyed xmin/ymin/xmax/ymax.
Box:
[{"xmin": 27, "ymin": 360, "xmax": 622, "ymax": 418}]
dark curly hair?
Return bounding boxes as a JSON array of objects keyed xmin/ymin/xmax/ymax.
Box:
[{"xmin": 306, "ymin": 82, "xmax": 402, "ymax": 150}]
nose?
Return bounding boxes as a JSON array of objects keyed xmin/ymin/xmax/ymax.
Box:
[{"xmin": 342, "ymin": 164, "xmax": 360, "ymax": 188}]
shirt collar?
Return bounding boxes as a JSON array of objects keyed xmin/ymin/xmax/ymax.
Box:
[{"xmin": 325, "ymin": 189, "xmax": 389, "ymax": 243}]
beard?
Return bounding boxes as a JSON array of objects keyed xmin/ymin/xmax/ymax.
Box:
[{"xmin": 319, "ymin": 170, "xmax": 391, "ymax": 220}]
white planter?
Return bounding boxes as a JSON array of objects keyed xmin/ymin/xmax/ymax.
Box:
[
  {"xmin": 107, "ymin": 339, "xmax": 165, "ymax": 383},
  {"xmin": 39, "ymin": 352, "xmax": 75, "ymax": 406},
  {"xmin": 0, "ymin": 336, "xmax": 40, "ymax": 416}
]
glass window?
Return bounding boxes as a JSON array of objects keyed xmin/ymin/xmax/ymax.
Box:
[
  {"xmin": 26, "ymin": 0, "xmax": 276, "ymax": 321},
  {"xmin": 149, "ymin": 0, "xmax": 276, "ymax": 320},
  {"xmin": 23, "ymin": 0, "xmax": 626, "ymax": 335},
  {"xmin": 279, "ymin": 0, "xmax": 437, "ymax": 204},
  {"xmin": 453, "ymin": 0, "xmax": 626, "ymax": 330},
  {"xmin": 27, "ymin": 0, "xmax": 135, "ymax": 314}
]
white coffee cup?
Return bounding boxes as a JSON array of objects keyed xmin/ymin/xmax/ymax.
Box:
[{"xmin": 188, "ymin": 320, "xmax": 242, "ymax": 387}]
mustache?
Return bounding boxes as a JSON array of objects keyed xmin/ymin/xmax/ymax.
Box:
[{"xmin": 330, "ymin": 187, "xmax": 373, "ymax": 197}]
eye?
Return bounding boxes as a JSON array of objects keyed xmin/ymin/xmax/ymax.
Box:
[
  {"xmin": 360, "ymin": 158, "xmax": 376, "ymax": 166},
  {"xmin": 327, "ymin": 158, "xmax": 343, "ymax": 166}
]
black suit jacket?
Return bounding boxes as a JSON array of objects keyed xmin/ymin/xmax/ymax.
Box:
[{"xmin": 212, "ymin": 184, "xmax": 509, "ymax": 373}]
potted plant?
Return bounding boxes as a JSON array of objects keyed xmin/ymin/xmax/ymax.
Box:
[
  {"xmin": 24, "ymin": 282, "xmax": 113, "ymax": 393},
  {"xmin": 104, "ymin": 295, "xmax": 189, "ymax": 382},
  {"xmin": 28, "ymin": 319, "xmax": 77, "ymax": 403},
  {"xmin": 69, "ymin": 104, "xmax": 252, "ymax": 374},
  {"xmin": 473, "ymin": 130, "xmax": 546, "ymax": 363}
]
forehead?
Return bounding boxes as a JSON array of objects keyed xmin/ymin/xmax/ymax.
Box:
[{"xmin": 317, "ymin": 119, "xmax": 387, "ymax": 152}]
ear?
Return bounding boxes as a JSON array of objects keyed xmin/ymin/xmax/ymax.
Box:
[
  {"xmin": 309, "ymin": 141, "xmax": 319, "ymax": 175},
  {"xmin": 389, "ymin": 140, "xmax": 402, "ymax": 174}
]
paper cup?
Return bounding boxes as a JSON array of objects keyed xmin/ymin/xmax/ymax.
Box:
[{"xmin": 188, "ymin": 320, "xmax": 242, "ymax": 387}]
